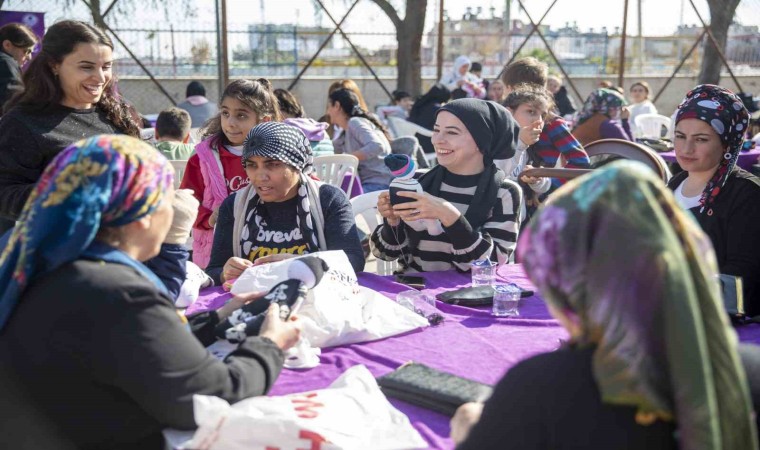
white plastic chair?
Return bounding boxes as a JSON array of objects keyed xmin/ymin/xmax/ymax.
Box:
[
  {"xmin": 634, "ymin": 113, "xmax": 672, "ymax": 140},
  {"xmin": 313, "ymin": 154, "xmax": 359, "ymax": 197},
  {"xmin": 169, "ymin": 160, "xmax": 189, "ymax": 189},
  {"xmin": 350, "ymin": 191, "xmax": 399, "ymax": 276},
  {"xmin": 387, "ymin": 116, "xmax": 434, "ymax": 140}
]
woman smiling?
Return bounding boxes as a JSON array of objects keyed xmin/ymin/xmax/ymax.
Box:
[
  {"xmin": 205, "ymin": 122, "xmax": 364, "ymax": 284},
  {"xmin": 372, "ymin": 99, "xmax": 523, "ymax": 272},
  {"xmin": 0, "ymin": 20, "xmax": 139, "ymax": 235}
]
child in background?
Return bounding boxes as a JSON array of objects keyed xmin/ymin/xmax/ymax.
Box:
[
  {"xmin": 501, "ymin": 57, "xmax": 589, "ymax": 190},
  {"xmin": 376, "ymin": 90, "xmax": 414, "ymax": 124},
  {"xmin": 154, "ymin": 107, "xmax": 195, "ymax": 160},
  {"xmin": 502, "ymin": 85, "xmax": 552, "ymax": 225},
  {"xmin": 180, "ymin": 78, "xmax": 281, "ymax": 268},
  {"xmin": 274, "ymin": 87, "xmax": 334, "ymax": 157}
]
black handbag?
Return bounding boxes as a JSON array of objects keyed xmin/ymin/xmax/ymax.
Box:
[{"xmin": 376, "ymin": 362, "xmax": 493, "ymax": 416}]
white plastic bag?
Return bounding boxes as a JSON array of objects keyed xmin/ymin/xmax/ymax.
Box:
[
  {"xmin": 180, "ymin": 365, "xmax": 427, "ymax": 450},
  {"xmin": 231, "ymin": 251, "xmax": 428, "ymax": 348}
]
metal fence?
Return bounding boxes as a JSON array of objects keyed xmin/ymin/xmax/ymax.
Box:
[{"xmin": 4, "ymin": 1, "xmax": 759, "ymax": 113}]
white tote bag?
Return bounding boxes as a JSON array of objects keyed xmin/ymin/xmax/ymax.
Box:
[
  {"xmin": 180, "ymin": 365, "xmax": 427, "ymax": 450},
  {"xmin": 230, "ymin": 251, "xmax": 428, "ymax": 348}
]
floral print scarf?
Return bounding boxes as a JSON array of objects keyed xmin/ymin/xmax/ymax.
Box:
[
  {"xmin": 517, "ymin": 161, "xmax": 757, "ymax": 450},
  {"xmin": 675, "ymin": 84, "xmax": 750, "ymax": 214},
  {"xmin": 0, "ymin": 135, "xmax": 174, "ymax": 330}
]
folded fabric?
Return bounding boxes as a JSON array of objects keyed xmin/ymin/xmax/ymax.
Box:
[{"xmin": 376, "ymin": 362, "xmax": 493, "ymax": 416}]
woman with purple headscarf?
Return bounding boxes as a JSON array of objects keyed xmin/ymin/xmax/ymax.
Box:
[{"xmin": 667, "ymin": 84, "xmax": 760, "ymax": 316}]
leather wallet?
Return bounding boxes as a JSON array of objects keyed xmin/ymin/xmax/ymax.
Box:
[
  {"xmin": 376, "ymin": 362, "xmax": 493, "ymax": 416},
  {"xmin": 436, "ymin": 285, "xmax": 534, "ymax": 306}
]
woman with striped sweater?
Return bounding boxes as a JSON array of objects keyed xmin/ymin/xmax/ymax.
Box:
[{"xmin": 371, "ymin": 99, "xmax": 523, "ymax": 272}]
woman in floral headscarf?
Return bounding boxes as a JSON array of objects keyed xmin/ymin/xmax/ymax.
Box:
[
  {"xmin": 572, "ymin": 87, "xmax": 634, "ymax": 145},
  {"xmin": 667, "ymin": 84, "xmax": 760, "ymax": 317},
  {"xmin": 451, "ymin": 161, "xmax": 759, "ymax": 450},
  {"xmin": 0, "ymin": 135, "xmax": 300, "ymax": 450}
]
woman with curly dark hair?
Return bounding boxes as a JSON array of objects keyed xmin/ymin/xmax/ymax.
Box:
[{"xmin": 0, "ymin": 20, "xmax": 140, "ymax": 234}]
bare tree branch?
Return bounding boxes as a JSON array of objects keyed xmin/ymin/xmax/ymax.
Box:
[{"xmin": 369, "ymin": 0, "xmax": 402, "ymax": 28}]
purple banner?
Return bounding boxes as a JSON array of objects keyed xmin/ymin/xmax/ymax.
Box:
[{"xmin": 0, "ymin": 11, "xmax": 45, "ymax": 63}]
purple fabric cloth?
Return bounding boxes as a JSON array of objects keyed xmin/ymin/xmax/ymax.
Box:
[
  {"xmin": 185, "ymin": 264, "xmax": 760, "ymax": 449},
  {"xmin": 660, "ymin": 148, "xmax": 760, "ymax": 172},
  {"xmin": 599, "ymin": 119, "xmax": 633, "ymax": 141}
]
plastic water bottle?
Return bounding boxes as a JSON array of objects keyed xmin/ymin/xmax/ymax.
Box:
[{"xmin": 492, "ymin": 283, "xmax": 521, "ymax": 317}]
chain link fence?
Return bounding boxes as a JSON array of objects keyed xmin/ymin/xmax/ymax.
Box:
[{"xmin": 3, "ymin": 0, "xmax": 758, "ymax": 115}]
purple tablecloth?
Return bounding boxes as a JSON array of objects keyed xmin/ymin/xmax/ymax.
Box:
[
  {"xmin": 185, "ymin": 264, "xmax": 760, "ymax": 449},
  {"xmin": 659, "ymin": 148, "xmax": 760, "ymax": 171}
]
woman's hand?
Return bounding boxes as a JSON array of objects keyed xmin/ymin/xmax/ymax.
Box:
[
  {"xmin": 377, "ymin": 191, "xmax": 401, "ymax": 227},
  {"xmin": 620, "ymin": 106, "xmax": 630, "ymax": 120},
  {"xmin": 519, "ymin": 119, "xmax": 543, "ymax": 146},
  {"xmin": 208, "ymin": 207, "xmax": 220, "ymax": 228},
  {"xmin": 222, "ymin": 257, "xmax": 253, "ymax": 282},
  {"xmin": 450, "ymin": 402, "xmax": 485, "ymax": 445},
  {"xmin": 252, "ymin": 253, "xmax": 298, "ymax": 267},
  {"xmin": 393, "ymin": 191, "xmax": 461, "ymax": 227},
  {"xmin": 216, "ymin": 291, "xmax": 265, "ymax": 321},
  {"xmin": 259, "ymin": 304, "xmax": 302, "ymax": 351}
]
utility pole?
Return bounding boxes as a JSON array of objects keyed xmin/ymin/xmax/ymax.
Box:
[
  {"xmin": 618, "ymin": 0, "xmax": 629, "ymax": 87},
  {"xmin": 504, "ymin": 0, "xmax": 511, "ymax": 62},
  {"xmin": 436, "ymin": 0, "xmax": 444, "ymax": 81},
  {"xmin": 637, "ymin": 0, "xmax": 643, "ymax": 74}
]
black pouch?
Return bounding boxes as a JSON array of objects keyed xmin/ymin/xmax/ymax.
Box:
[
  {"xmin": 376, "ymin": 362, "xmax": 493, "ymax": 416},
  {"xmin": 436, "ymin": 285, "xmax": 534, "ymax": 306}
]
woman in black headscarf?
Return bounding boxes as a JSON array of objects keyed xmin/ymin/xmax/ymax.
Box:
[{"xmin": 372, "ymin": 98, "xmax": 523, "ymax": 272}]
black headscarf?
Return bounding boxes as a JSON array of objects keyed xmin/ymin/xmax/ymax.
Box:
[
  {"xmin": 419, "ymin": 99, "xmax": 520, "ymax": 231},
  {"xmin": 437, "ymin": 98, "xmax": 520, "ymax": 165}
]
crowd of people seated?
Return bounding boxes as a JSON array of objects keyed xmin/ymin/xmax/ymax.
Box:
[{"xmin": 0, "ymin": 18, "xmax": 759, "ymax": 450}]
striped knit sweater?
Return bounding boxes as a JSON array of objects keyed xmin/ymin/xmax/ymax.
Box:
[
  {"xmin": 371, "ymin": 171, "xmax": 523, "ymax": 272},
  {"xmin": 533, "ymin": 116, "xmax": 590, "ymax": 188}
]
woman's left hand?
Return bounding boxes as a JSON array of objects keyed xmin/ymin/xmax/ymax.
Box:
[
  {"xmin": 393, "ymin": 191, "xmax": 461, "ymax": 227},
  {"xmin": 450, "ymin": 402, "xmax": 484, "ymax": 445},
  {"xmin": 252, "ymin": 253, "xmax": 299, "ymax": 266}
]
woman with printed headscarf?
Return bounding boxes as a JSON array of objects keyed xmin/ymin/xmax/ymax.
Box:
[
  {"xmin": 667, "ymin": 84, "xmax": 760, "ymax": 316},
  {"xmin": 0, "ymin": 135, "xmax": 300, "ymax": 450},
  {"xmin": 205, "ymin": 121, "xmax": 365, "ymax": 285},
  {"xmin": 372, "ymin": 98, "xmax": 523, "ymax": 272},
  {"xmin": 572, "ymin": 88, "xmax": 634, "ymax": 146},
  {"xmin": 450, "ymin": 161, "xmax": 759, "ymax": 450}
]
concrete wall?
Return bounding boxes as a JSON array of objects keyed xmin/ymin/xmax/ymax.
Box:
[{"xmin": 118, "ymin": 75, "xmax": 760, "ymax": 122}]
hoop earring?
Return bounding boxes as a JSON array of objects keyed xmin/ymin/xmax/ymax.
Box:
[{"xmin": 724, "ymin": 152, "xmax": 732, "ymax": 160}]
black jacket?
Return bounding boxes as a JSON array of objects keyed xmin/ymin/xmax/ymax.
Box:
[
  {"xmin": 0, "ymin": 50, "xmax": 22, "ymax": 109},
  {"xmin": 0, "ymin": 259, "xmax": 284, "ymax": 450},
  {"xmin": 553, "ymin": 86, "xmax": 576, "ymax": 117},
  {"xmin": 0, "ymin": 105, "xmax": 119, "ymax": 220},
  {"xmin": 458, "ymin": 343, "xmax": 760, "ymax": 449},
  {"xmin": 668, "ymin": 168, "xmax": 760, "ymax": 315}
]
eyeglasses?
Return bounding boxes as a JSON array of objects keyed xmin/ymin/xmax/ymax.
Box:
[{"xmin": 12, "ymin": 45, "xmax": 33, "ymax": 56}]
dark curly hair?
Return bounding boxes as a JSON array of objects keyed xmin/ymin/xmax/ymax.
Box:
[
  {"xmin": 4, "ymin": 20, "xmax": 140, "ymax": 137},
  {"xmin": 201, "ymin": 78, "xmax": 282, "ymax": 146}
]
